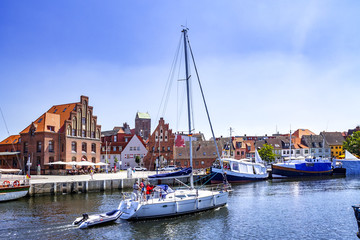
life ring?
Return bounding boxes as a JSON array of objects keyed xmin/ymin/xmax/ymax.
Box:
[
  {"xmin": 3, "ymin": 180, "xmax": 10, "ymax": 187},
  {"xmin": 13, "ymin": 180, "xmax": 20, "ymax": 187}
]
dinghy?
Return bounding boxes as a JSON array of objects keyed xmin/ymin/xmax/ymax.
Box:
[{"xmin": 73, "ymin": 209, "xmax": 122, "ymax": 229}]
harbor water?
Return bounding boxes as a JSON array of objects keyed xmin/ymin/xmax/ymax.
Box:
[{"xmin": 1, "ymin": 177, "xmax": 360, "ymax": 239}]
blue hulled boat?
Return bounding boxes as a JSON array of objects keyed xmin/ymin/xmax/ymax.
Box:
[{"xmin": 271, "ymin": 158, "xmax": 333, "ymax": 178}]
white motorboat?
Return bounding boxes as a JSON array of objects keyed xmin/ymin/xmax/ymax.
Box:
[
  {"xmin": 73, "ymin": 209, "xmax": 122, "ymax": 229},
  {"xmin": 211, "ymin": 156, "xmax": 268, "ymax": 183},
  {"xmin": 118, "ymin": 28, "xmax": 229, "ymax": 221}
]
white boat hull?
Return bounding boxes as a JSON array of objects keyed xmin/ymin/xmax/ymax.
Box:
[
  {"xmin": 0, "ymin": 186, "xmax": 29, "ymax": 202},
  {"xmin": 119, "ymin": 189, "xmax": 228, "ymax": 220}
]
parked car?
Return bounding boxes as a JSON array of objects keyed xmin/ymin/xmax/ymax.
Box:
[
  {"xmin": 161, "ymin": 165, "xmax": 177, "ymax": 171},
  {"xmin": 134, "ymin": 166, "xmax": 147, "ymax": 171}
]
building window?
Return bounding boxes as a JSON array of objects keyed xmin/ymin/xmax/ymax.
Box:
[
  {"xmin": 72, "ymin": 157, "xmax": 76, "ymax": 162},
  {"xmin": 305, "ymin": 150, "xmax": 309, "ymax": 154},
  {"xmin": 67, "ymin": 126, "xmax": 71, "ymax": 136},
  {"xmin": 119, "ymin": 146, "xmax": 122, "ymax": 151},
  {"xmin": 92, "ymin": 144, "xmax": 96, "ymax": 153},
  {"xmin": 72, "ymin": 128, "xmax": 76, "ymax": 136},
  {"xmin": 114, "ymin": 136, "xmax": 117, "ymax": 142},
  {"xmin": 152, "ymin": 147, "xmax": 155, "ymax": 152},
  {"xmin": 125, "ymin": 138, "xmax": 128, "ymax": 143},
  {"xmin": 201, "ymin": 161, "xmax": 204, "ymax": 165},
  {"xmin": 37, "ymin": 141, "xmax": 42, "ymax": 153},
  {"xmin": 24, "ymin": 142, "xmax": 28, "ymax": 153},
  {"xmin": 113, "ymin": 146, "xmax": 116, "ymax": 152},
  {"xmin": 167, "ymin": 147, "xmax": 170, "ymax": 151},
  {"xmin": 195, "ymin": 161, "xmax": 199, "ymax": 166},
  {"xmin": 82, "ymin": 117, "xmax": 86, "ymax": 125},
  {"xmin": 179, "ymin": 153, "xmax": 182, "ymax": 156},
  {"xmin": 137, "ymin": 147, "xmax": 140, "ymax": 151},
  {"xmin": 72, "ymin": 142, "xmax": 77, "ymax": 152},
  {"xmin": 92, "ymin": 157, "xmax": 96, "ymax": 163},
  {"xmin": 203, "ymin": 152, "xmax": 206, "ymax": 156},
  {"xmin": 49, "ymin": 141, "xmax": 54, "ymax": 152},
  {"xmin": 162, "ymin": 147, "xmax": 165, "ymax": 151},
  {"xmin": 296, "ymin": 150, "xmax": 300, "ymax": 154},
  {"xmin": 82, "ymin": 142, "xmax": 87, "ymax": 152},
  {"xmin": 82, "ymin": 130, "xmax": 86, "ymax": 137},
  {"xmin": 47, "ymin": 125, "xmax": 55, "ymax": 132}
]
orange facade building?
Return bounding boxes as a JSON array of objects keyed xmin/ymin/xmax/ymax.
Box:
[{"xmin": 18, "ymin": 96, "xmax": 101, "ymax": 174}]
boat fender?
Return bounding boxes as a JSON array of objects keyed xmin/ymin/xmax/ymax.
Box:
[
  {"xmin": 13, "ymin": 180, "xmax": 20, "ymax": 187},
  {"xmin": 2, "ymin": 180, "xmax": 10, "ymax": 187}
]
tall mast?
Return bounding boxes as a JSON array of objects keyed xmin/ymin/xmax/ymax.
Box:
[
  {"xmin": 289, "ymin": 129, "xmax": 292, "ymax": 162},
  {"xmin": 183, "ymin": 28, "xmax": 194, "ymax": 188}
]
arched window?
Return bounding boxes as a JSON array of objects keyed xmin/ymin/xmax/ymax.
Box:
[
  {"xmin": 72, "ymin": 156, "xmax": 76, "ymax": 162},
  {"xmin": 72, "ymin": 117, "xmax": 77, "ymax": 136},
  {"xmin": 91, "ymin": 143, "xmax": 96, "ymax": 153},
  {"xmin": 77, "ymin": 109, "xmax": 82, "ymax": 136},
  {"xmin": 91, "ymin": 157, "xmax": 96, "ymax": 163},
  {"xmin": 96, "ymin": 129, "xmax": 100, "ymax": 139},
  {"xmin": 67, "ymin": 125, "xmax": 71, "ymax": 136}
]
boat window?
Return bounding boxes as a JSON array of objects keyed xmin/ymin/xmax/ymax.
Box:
[
  {"xmin": 232, "ymin": 162, "xmax": 239, "ymax": 171},
  {"xmin": 176, "ymin": 195, "xmax": 186, "ymax": 198}
]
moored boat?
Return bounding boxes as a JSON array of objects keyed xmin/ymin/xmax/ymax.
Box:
[
  {"xmin": 352, "ymin": 205, "xmax": 360, "ymax": 238},
  {"xmin": 0, "ymin": 178, "xmax": 30, "ymax": 202},
  {"xmin": 271, "ymin": 158, "xmax": 333, "ymax": 178},
  {"xmin": 211, "ymin": 157, "xmax": 268, "ymax": 183}
]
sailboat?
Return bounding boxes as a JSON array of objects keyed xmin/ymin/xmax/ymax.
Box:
[{"xmin": 117, "ymin": 28, "xmax": 229, "ymax": 220}]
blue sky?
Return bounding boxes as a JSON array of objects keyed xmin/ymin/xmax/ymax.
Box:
[{"xmin": 1, "ymin": 1, "xmax": 360, "ymax": 141}]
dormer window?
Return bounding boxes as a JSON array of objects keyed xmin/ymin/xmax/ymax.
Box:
[{"xmin": 47, "ymin": 126, "xmax": 55, "ymax": 132}]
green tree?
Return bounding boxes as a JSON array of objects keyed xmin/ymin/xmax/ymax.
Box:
[
  {"xmin": 114, "ymin": 156, "xmax": 119, "ymax": 167},
  {"xmin": 258, "ymin": 143, "xmax": 276, "ymax": 163},
  {"xmin": 343, "ymin": 131, "xmax": 360, "ymax": 157},
  {"xmin": 135, "ymin": 155, "xmax": 141, "ymax": 166}
]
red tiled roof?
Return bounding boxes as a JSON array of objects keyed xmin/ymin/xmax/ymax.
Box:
[
  {"xmin": 0, "ymin": 135, "xmax": 21, "ymax": 145},
  {"xmin": 20, "ymin": 103, "xmax": 77, "ymax": 134}
]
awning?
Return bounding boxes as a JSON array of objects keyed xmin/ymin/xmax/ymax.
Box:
[
  {"xmin": 76, "ymin": 161, "xmax": 95, "ymax": 166},
  {"xmin": 0, "ymin": 152, "xmax": 21, "ymax": 156},
  {"xmin": 47, "ymin": 161, "xmax": 67, "ymax": 165},
  {"xmin": 94, "ymin": 162, "xmax": 109, "ymax": 166}
]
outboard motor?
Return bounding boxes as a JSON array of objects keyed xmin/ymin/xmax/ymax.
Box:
[
  {"xmin": 73, "ymin": 213, "xmax": 89, "ymax": 226},
  {"xmin": 352, "ymin": 205, "xmax": 360, "ymax": 238}
]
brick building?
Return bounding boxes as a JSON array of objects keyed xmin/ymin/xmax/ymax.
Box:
[
  {"xmin": 0, "ymin": 135, "xmax": 21, "ymax": 169},
  {"xmin": 143, "ymin": 118, "xmax": 175, "ymax": 170},
  {"xmin": 173, "ymin": 140, "xmax": 222, "ymax": 169},
  {"xmin": 135, "ymin": 112, "xmax": 151, "ymax": 140},
  {"xmin": 101, "ymin": 126, "xmax": 147, "ymax": 170},
  {"xmin": 19, "ymin": 96, "xmax": 101, "ymax": 174}
]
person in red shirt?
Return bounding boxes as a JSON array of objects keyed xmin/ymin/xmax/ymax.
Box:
[{"xmin": 146, "ymin": 184, "xmax": 154, "ymax": 201}]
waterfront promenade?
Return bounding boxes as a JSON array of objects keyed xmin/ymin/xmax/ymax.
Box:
[{"xmin": 24, "ymin": 170, "xmax": 205, "ymax": 196}]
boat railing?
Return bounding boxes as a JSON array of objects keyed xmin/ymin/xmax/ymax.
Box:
[{"xmin": 122, "ymin": 183, "xmax": 229, "ymax": 205}]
